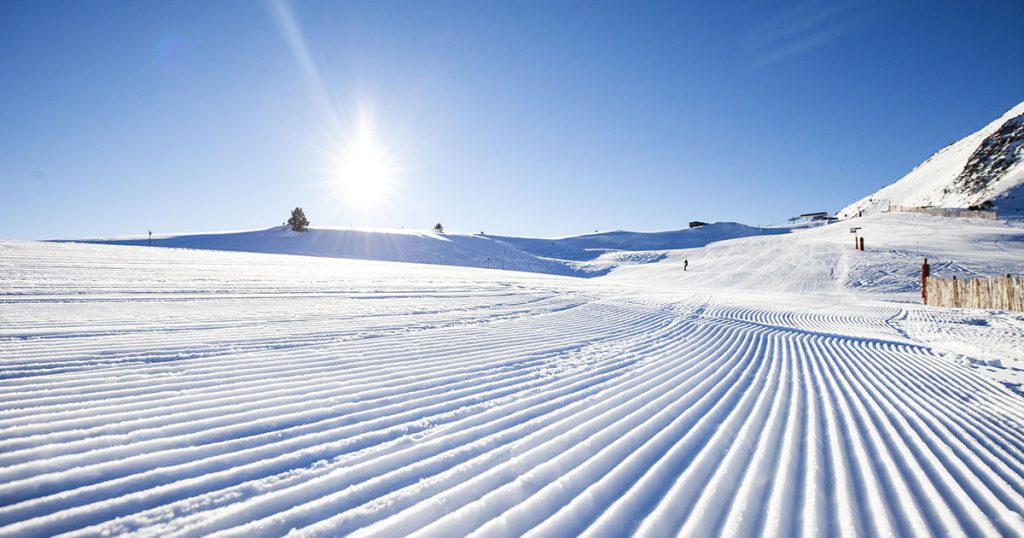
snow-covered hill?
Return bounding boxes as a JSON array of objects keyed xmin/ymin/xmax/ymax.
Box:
[
  {"xmin": 840, "ymin": 101, "xmax": 1024, "ymax": 218},
  {"xmin": 68, "ymin": 223, "xmax": 788, "ymax": 277}
]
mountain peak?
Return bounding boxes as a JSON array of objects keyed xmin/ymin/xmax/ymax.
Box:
[{"xmin": 840, "ymin": 101, "xmax": 1024, "ymax": 218}]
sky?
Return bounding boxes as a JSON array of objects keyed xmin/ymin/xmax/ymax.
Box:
[{"xmin": 2, "ymin": 0, "xmax": 1023, "ymax": 239}]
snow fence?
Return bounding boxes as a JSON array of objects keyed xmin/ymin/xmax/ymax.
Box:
[{"xmin": 924, "ymin": 274, "xmax": 1024, "ymax": 311}]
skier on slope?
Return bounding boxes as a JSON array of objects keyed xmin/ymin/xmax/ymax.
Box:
[{"xmin": 684, "ymin": 259, "xmax": 688, "ymax": 271}]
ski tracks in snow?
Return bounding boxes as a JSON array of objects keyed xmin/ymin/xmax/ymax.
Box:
[{"xmin": 1, "ymin": 242, "xmax": 1023, "ymax": 536}]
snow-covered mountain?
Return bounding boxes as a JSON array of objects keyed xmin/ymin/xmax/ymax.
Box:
[{"xmin": 839, "ymin": 100, "xmax": 1024, "ymax": 218}]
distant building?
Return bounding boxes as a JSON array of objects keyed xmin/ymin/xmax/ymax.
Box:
[
  {"xmin": 799, "ymin": 211, "xmax": 830, "ymax": 221},
  {"xmin": 689, "ymin": 221, "xmax": 708, "ymax": 228}
]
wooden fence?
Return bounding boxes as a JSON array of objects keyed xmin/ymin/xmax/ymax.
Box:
[
  {"xmin": 888, "ymin": 205, "xmax": 997, "ymax": 220},
  {"xmin": 924, "ymin": 275, "xmax": 1024, "ymax": 311}
]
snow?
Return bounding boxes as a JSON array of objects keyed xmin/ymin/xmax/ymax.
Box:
[
  {"xmin": 65, "ymin": 222, "xmax": 787, "ymax": 277},
  {"xmin": 3, "ymin": 212, "xmax": 1024, "ymax": 536},
  {"xmin": 839, "ymin": 101, "xmax": 1024, "ymax": 218}
]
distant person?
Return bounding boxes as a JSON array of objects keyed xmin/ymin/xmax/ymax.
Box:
[{"xmin": 684, "ymin": 259, "xmax": 688, "ymax": 271}]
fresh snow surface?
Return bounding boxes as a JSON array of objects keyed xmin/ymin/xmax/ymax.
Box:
[
  {"xmin": 68, "ymin": 222, "xmax": 787, "ymax": 277},
  {"xmin": 3, "ymin": 212, "xmax": 1024, "ymax": 536}
]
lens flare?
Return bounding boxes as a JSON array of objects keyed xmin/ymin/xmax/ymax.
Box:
[
  {"xmin": 332, "ymin": 111, "xmax": 398, "ymax": 208},
  {"xmin": 337, "ymin": 138, "xmax": 394, "ymax": 206},
  {"xmin": 268, "ymin": 1, "xmax": 407, "ymax": 212}
]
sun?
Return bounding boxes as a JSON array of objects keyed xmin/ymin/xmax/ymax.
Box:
[{"xmin": 333, "ymin": 118, "xmax": 397, "ymax": 208}]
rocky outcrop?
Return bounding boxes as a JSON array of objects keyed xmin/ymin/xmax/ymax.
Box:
[{"xmin": 951, "ymin": 113, "xmax": 1024, "ymax": 196}]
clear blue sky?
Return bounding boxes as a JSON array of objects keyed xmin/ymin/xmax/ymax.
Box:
[{"xmin": 2, "ymin": 0, "xmax": 1023, "ymax": 239}]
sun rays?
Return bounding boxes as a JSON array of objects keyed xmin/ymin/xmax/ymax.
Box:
[{"xmin": 332, "ymin": 110, "xmax": 399, "ymax": 208}]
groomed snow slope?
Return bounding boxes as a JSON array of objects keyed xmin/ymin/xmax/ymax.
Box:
[
  {"xmin": 608, "ymin": 212, "xmax": 1024, "ymax": 387},
  {"xmin": 2, "ymin": 213, "xmax": 1024, "ymax": 536}
]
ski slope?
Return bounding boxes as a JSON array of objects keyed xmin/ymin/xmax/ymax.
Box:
[
  {"xmin": 68, "ymin": 222, "xmax": 787, "ymax": 278},
  {"xmin": 2, "ymin": 213, "xmax": 1024, "ymax": 536}
]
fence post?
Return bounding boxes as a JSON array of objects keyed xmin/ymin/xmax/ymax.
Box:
[{"xmin": 921, "ymin": 259, "xmax": 930, "ymax": 303}]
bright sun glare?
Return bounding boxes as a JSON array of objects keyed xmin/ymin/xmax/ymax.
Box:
[{"xmin": 334, "ymin": 116, "xmax": 397, "ymax": 208}]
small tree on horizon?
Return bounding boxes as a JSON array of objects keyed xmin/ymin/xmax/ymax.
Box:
[
  {"xmin": 433, "ymin": 222, "xmax": 444, "ymax": 234},
  {"xmin": 288, "ymin": 207, "xmax": 310, "ymax": 232}
]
